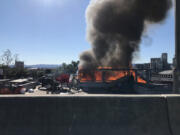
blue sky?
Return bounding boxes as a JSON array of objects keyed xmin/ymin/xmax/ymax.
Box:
[{"xmin": 0, "ymin": 0, "xmax": 175, "ymax": 65}]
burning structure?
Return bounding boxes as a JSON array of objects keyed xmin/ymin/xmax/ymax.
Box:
[
  {"xmin": 78, "ymin": 68, "xmax": 148, "ymax": 93},
  {"xmin": 78, "ymin": 0, "xmax": 172, "ymax": 91}
]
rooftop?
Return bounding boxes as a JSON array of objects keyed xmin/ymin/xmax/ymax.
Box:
[{"xmin": 159, "ymin": 70, "xmax": 173, "ymax": 75}]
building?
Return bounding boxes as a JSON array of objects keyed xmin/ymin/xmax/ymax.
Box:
[
  {"xmin": 135, "ymin": 53, "xmax": 172, "ymax": 81},
  {"xmin": 0, "ymin": 69, "xmax": 3, "ymax": 76},
  {"xmin": 15, "ymin": 61, "xmax": 24, "ymax": 69},
  {"xmin": 150, "ymin": 53, "xmax": 170, "ymax": 73},
  {"xmin": 0, "ymin": 69, "xmax": 3, "ymax": 79},
  {"xmin": 135, "ymin": 63, "xmax": 150, "ymax": 70},
  {"xmin": 150, "ymin": 58, "xmax": 162, "ymax": 72},
  {"xmin": 135, "ymin": 53, "xmax": 169, "ymax": 72},
  {"xmin": 151, "ymin": 70, "xmax": 173, "ymax": 84},
  {"xmin": 134, "ymin": 53, "xmax": 172, "ymax": 82},
  {"xmin": 161, "ymin": 53, "xmax": 168, "ymax": 70}
]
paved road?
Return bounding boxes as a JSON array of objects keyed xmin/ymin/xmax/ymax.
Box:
[{"xmin": 25, "ymin": 86, "xmax": 87, "ymax": 96}]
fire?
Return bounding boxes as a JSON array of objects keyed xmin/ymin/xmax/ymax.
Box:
[
  {"xmin": 137, "ymin": 77, "xmax": 147, "ymax": 84},
  {"xmin": 78, "ymin": 67, "xmax": 147, "ymax": 84}
]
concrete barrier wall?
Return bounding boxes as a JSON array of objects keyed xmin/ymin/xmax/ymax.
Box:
[
  {"xmin": 0, "ymin": 95, "xmax": 177, "ymax": 135},
  {"xmin": 167, "ymin": 96, "xmax": 180, "ymax": 135}
]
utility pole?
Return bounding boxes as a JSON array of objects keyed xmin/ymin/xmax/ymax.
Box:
[{"xmin": 173, "ymin": 0, "xmax": 180, "ymax": 93}]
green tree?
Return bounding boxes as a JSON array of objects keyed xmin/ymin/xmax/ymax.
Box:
[
  {"xmin": 1, "ymin": 49, "xmax": 13, "ymax": 66},
  {"xmin": 59, "ymin": 61, "xmax": 79, "ymax": 74}
]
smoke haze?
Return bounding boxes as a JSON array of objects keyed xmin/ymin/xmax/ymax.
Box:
[{"xmin": 80, "ymin": 0, "xmax": 172, "ymax": 70}]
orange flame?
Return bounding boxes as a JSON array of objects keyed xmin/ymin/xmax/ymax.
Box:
[{"xmin": 78, "ymin": 67, "xmax": 147, "ymax": 84}]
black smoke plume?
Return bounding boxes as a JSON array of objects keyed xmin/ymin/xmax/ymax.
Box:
[{"xmin": 80, "ymin": 0, "xmax": 172, "ymax": 70}]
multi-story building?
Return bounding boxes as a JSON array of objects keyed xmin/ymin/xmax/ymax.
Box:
[
  {"xmin": 0, "ymin": 69, "xmax": 3, "ymax": 79},
  {"xmin": 161, "ymin": 53, "xmax": 168, "ymax": 70},
  {"xmin": 150, "ymin": 53, "xmax": 170, "ymax": 73},
  {"xmin": 135, "ymin": 63, "xmax": 150, "ymax": 70},
  {"xmin": 135, "ymin": 53, "xmax": 173, "ymax": 83},
  {"xmin": 15, "ymin": 61, "xmax": 24, "ymax": 70},
  {"xmin": 150, "ymin": 58, "xmax": 162, "ymax": 72}
]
